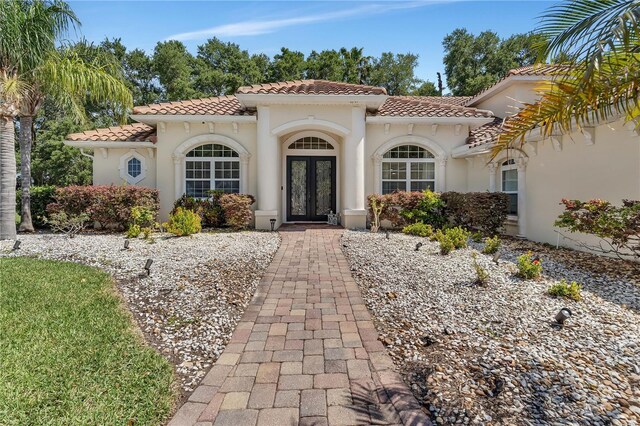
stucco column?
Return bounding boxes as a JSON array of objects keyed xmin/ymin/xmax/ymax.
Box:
[
  {"xmin": 517, "ymin": 157, "xmax": 528, "ymax": 237},
  {"xmin": 172, "ymin": 153, "xmax": 184, "ymax": 199},
  {"xmin": 437, "ymin": 158, "xmax": 447, "ymax": 192},
  {"xmin": 488, "ymin": 162, "xmax": 497, "ymax": 192},
  {"xmin": 372, "ymin": 154, "xmax": 383, "ymax": 194},
  {"xmin": 255, "ymin": 105, "xmax": 280, "ymax": 230},
  {"xmin": 342, "ymin": 106, "xmax": 367, "ymax": 229},
  {"xmin": 239, "ymin": 153, "xmax": 250, "ymax": 194}
]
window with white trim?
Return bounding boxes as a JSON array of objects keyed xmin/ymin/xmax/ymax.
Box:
[
  {"xmin": 501, "ymin": 159, "xmax": 518, "ymax": 215},
  {"xmin": 127, "ymin": 157, "xmax": 142, "ymax": 178},
  {"xmin": 119, "ymin": 150, "xmax": 146, "ymax": 184},
  {"xmin": 381, "ymin": 145, "xmax": 435, "ymax": 194},
  {"xmin": 288, "ymin": 136, "xmax": 334, "ymax": 150},
  {"xmin": 185, "ymin": 144, "xmax": 240, "ymax": 197}
]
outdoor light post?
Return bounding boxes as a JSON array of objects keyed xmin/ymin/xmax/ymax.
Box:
[
  {"xmin": 12, "ymin": 240, "xmax": 20, "ymax": 251},
  {"xmin": 555, "ymin": 307, "xmax": 572, "ymax": 325},
  {"xmin": 144, "ymin": 259, "xmax": 153, "ymax": 276},
  {"xmin": 124, "ymin": 240, "xmax": 130, "ymax": 250}
]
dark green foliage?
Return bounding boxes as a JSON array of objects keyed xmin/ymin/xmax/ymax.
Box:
[
  {"xmin": 440, "ymin": 192, "xmax": 509, "ymax": 235},
  {"xmin": 443, "ymin": 28, "xmax": 545, "ymax": 95},
  {"xmin": 172, "ymin": 192, "xmax": 225, "ymax": 228},
  {"xmin": 16, "ymin": 185, "xmax": 55, "ymax": 228},
  {"xmin": 400, "ymin": 190, "xmax": 446, "ymax": 228},
  {"xmin": 402, "ymin": 222, "xmax": 433, "ymax": 237}
]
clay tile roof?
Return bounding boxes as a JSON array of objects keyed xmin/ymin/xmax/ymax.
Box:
[
  {"xmin": 66, "ymin": 123, "xmax": 157, "ymax": 143},
  {"xmin": 132, "ymin": 95, "xmax": 255, "ymax": 116},
  {"xmin": 403, "ymin": 95, "xmax": 473, "ymax": 106},
  {"xmin": 466, "ymin": 117, "xmax": 505, "ymax": 147},
  {"xmin": 506, "ymin": 64, "xmax": 570, "ymax": 77},
  {"xmin": 371, "ymin": 96, "xmax": 494, "ymax": 118},
  {"xmin": 236, "ymin": 79, "xmax": 387, "ymax": 95}
]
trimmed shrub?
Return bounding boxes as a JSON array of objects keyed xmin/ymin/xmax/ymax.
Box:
[
  {"xmin": 400, "ymin": 190, "xmax": 446, "ymax": 228},
  {"xmin": 172, "ymin": 192, "xmax": 224, "ymax": 228},
  {"xmin": 482, "ymin": 235, "xmax": 501, "ymax": 254},
  {"xmin": 164, "ymin": 208, "xmax": 201, "ymax": 236},
  {"xmin": 445, "ymin": 226, "xmax": 470, "ymax": 249},
  {"xmin": 127, "ymin": 206, "xmax": 157, "ymax": 239},
  {"xmin": 367, "ymin": 191, "xmax": 426, "ymax": 228},
  {"xmin": 402, "ymin": 222, "xmax": 433, "ymax": 237},
  {"xmin": 439, "ymin": 236, "xmax": 454, "ymax": 255},
  {"xmin": 219, "ymin": 194, "xmax": 255, "ymax": 230},
  {"xmin": 47, "ymin": 185, "xmax": 159, "ymax": 230},
  {"xmin": 16, "ymin": 185, "xmax": 56, "ymax": 228},
  {"xmin": 440, "ymin": 192, "xmax": 509, "ymax": 235},
  {"xmin": 516, "ymin": 251, "xmax": 542, "ymax": 279},
  {"xmin": 547, "ymin": 279, "xmax": 582, "ymax": 301}
]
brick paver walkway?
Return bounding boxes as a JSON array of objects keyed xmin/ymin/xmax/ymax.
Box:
[{"xmin": 169, "ymin": 226, "xmax": 431, "ymax": 426}]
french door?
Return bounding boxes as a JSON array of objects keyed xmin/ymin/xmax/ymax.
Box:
[{"xmin": 286, "ymin": 156, "xmax": 336, "ymax": 222}]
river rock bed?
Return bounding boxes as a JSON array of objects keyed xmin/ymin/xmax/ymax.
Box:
[
  {"xmin": 341, "ymin": 230, "xmax": 640, "ymax": 425},
  {"xmin": 0, "ymin": 231, "xmax": 280, "ymax": 397}
]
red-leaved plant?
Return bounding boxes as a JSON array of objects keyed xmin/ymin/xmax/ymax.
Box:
[{"xmin": 219, "ymin": 194, "xmax": 255, "ymax": 230}]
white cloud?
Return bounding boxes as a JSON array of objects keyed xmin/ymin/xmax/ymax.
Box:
[{"xmin": 166, "ymin": 2, "xmax": 442, "ymax": 41}]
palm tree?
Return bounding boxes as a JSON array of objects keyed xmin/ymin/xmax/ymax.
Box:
[
  {"xmin": 0, "ymin": 0, "xmax": 132, "ymax": 238},
  {"xmin": 494, "ymin": 0, "xmax": 640, "ymax": 153}
]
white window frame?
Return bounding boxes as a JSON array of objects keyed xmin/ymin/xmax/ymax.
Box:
[
  {"xmin": 381, "ymin": 145, "xmax": 436, "ymax": 194},
  {"xmin": 501, "ymin": 159, "xmax": 518, "ymax": 217},
  {"xmin": 184, "ymin": 144, "xmax": 241, "ymax": 198},
  {"xmin": 119, "ymin": 150, "xmax": 146, "ymax": 184}
]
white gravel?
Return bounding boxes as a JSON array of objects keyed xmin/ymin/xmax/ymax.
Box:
[
  {"xmin": 0, "ymin": 231, "xmax": 280, "ymax": 396},
  {"xmin": 341, "ymin": 230, "xmax": 640, "ymax": 426}
]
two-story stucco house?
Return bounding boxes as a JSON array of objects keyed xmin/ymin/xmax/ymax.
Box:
[{"xmin": 65, "ymin": 65, "xmax": 640, "ymax": 250}]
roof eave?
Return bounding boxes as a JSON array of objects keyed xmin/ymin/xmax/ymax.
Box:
[
  {"xmin": 64, "ymin": 141, "xmax": 157, "ymax": 148},
  {"xmin": 366, "ymin": 116, "xmax": 494, "ymax": 126},
  {"xmin": 465, "ymin": 75, "xmax": 552, "ymax": 107},
  {"xmin": 451, "ymin": 142, "xmax": 495, "ymax": 158},
  {"xmin": 236, "ymin": 93, "xmax": 388, "ymax": 109},
  {"xmin": 130, "ymin": 114, "xmax": 257, "ymax": 125}
]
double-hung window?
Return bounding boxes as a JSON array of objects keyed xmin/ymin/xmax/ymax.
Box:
[
  {"xmin": 185, "ymin": 144, "xmax": 240, "ymax": 197},
  {"xmin": 501, "ymin": 159, "xmax": 518, "ymax": 215},
  {"xmin": 381, "ymin": 145, "xmax": 436, "ymax": 194}
]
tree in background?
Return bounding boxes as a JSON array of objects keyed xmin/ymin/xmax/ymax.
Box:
[
  {"xmin": 305, "ymin": 50, "xmax": 343, "ymax": 81},
  {"xmin": 443, "ymin": 28, "xmax": 544, "ymax": 96},
  {"xmin": 153, "ymin": 40, "xmax": 199, "ymax": 101},
  {"xmin": 369, "ymin": 52, "xmax": 422, "ymax": 95},
  {"xmin": 269, "ymin": 48, "xmax": 306, "ymax": 82}
]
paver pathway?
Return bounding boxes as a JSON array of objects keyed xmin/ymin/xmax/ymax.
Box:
[{"xmin": 169, "ymin": 226, "xmax": 431, "ymax": 426}]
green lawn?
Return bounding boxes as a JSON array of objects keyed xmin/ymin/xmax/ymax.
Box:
[{"xmin": 0, "ymin": 257, "xmax": 176, "ymax": 425}]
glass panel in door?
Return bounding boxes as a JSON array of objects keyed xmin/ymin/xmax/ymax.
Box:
[{"xmin": 290, "ymin": 160, "xmax": 307, "ymax": 217}]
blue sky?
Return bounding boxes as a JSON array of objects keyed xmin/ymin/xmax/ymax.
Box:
[{"xmin": 69, "ymin": 1, "xmax": 555, "ymax": 84}]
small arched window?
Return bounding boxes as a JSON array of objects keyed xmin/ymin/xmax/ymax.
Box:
[
  {"xmin": 501, "ymin": 159, "xmax": 518, "ymax": 215},
  {"xmin": 381, "ymin": 145, "xmax": 435, "ymax": 194},
  {"xmin": 288, "ymin": 136, "xmax": 334, "ymax": 150},
  {"xmin": 185, "ymin": 144, "xmax": 240, "ymax": 197}
]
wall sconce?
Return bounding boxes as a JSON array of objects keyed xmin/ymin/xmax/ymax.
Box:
[
  {"xmin": 12, "ymin": 240, "xmax": 20, "ymax": 251},
  {"xmin": 555, "ymin": 308, "xmax": 572, "ymax": 325},
  {"xmin": 144, "ymin": 259, "xmax": 153, "ymax": 276},
  {"xmin": 270, "ymin": 218, "xmax": 276, "ymax": 231}
]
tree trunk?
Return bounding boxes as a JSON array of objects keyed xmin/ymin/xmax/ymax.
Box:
[
  {"xmin": 0, "ymin": 116, "xmax": 17, "ymax": 240},
  {"xmin": 18, "ymin": 115, "xmax": 34, "ymax": 232}
]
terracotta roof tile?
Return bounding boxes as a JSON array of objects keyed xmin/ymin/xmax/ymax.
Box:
[
  {"xmin": 132, "ymin": 95, "xmax": 254, "ymax": 116},
  {"xmin": 401, "ymin": 95, "xmax": 473, "ymax": 106},
  {"xmin": 66, "ymin": 123, "xmax": 157, "ymax": 143},
  {"xmin": 371, "ymin": 96, "xmax": 493, "ymax": 118},
  {"xmin": 506, "ymin": 64, "xmax": 570, "ymax": 77},
  {"xmin": 237, "ymin": 79, "xmax": 387, "ymax": 95},
  {"xmin": 466, "ymin": 117, "xmax": 505, "ymax": 147}
]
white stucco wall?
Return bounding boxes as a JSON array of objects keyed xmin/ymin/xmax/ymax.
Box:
[{"xmin": 93, "ymin": 147, "xmax": 157, "ymax": 189}]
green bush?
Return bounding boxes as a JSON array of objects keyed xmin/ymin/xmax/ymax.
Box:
[
  {"xmin": 43, "ymin": 211, "xmax": 89, "ymax": 238},
  {"xmin": 126, "ymin": 224, "xmax": 141, "ymax": 238},
  {"xmin": 16, "ymin": 185, "xmax": 56, "ymax": 228},
  {"xmin": 402, "ymin": 222, "xmax": 433, "ymax": 237},
  {"xmin": 516, "ymin": 251, "xmax": 542, "ymax": 279},
  {"xmin": 445, "ymin": 226, "xmax": 470, "ymax": 249},
  {"xmin": 164, "ymin": 208, "xmax": 201, "ymax": 236},
  {"xmin": 482, "ymin": 235, "xmax": 501, "ymax": 254},
  {"xmin": 173, "ymin": 192, "xmax": 224, "ymax": 228},
  {"xmin": 547, "ymin": 279, "xmax": 582, "ymax": 301},
  {"xmin": 440, "ymin": 191, "xmax": 509, "ymax": 235},
  {"xmin": 400, "ymin": 189, "xmax": 446, "ymax": 228},
  {"xmin": 439, "ymin": 236, "xmax": 454, "ymax": 255},
  {"xmin": 472, "ymin": 252, "xmax": 489, "ymax": 285}
]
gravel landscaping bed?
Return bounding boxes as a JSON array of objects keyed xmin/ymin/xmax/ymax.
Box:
[
  {"xmin": 341, "ymin": 230, "xmax": 640, "ymax": 425},
  {"xmin": 0, "ymin": 231, "xmax": 280, "ymax": 397}
]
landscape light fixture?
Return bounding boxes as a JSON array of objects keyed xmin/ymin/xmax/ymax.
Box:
[
  {"xmin": 493, "ymin": 251, "xmax": 501, "ymax": 264},
  {"xmin": 124, "ymin": 240, "xmax": 130, "ymax": 250},
  {"xmin": 385, "ymin": 230, "xmax": 390, "ymax": 239},
  {"xmin": 144, "ymin": 259, "xmax": 153, "ymax": 276},
  {"xmin": 270, "ymin": 218, "xmax": 276, "ymax": 232},
  {"xmin": 415, "ymin": 242, "xmax": 423, "ymax": 251},
  {"xmin": 555, "ymin": 307, "xmax": 572, "ymax": 325},
  {"xmin": 12, "ymin": 240, "xmax": 21, "ymax": 251}
]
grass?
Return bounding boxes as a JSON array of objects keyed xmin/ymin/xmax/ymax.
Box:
[{"xmin": 0, "ymin": 257, "xmax": 176, "ymax": 425}]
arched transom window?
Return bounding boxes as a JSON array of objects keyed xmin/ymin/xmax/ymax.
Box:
[
  {"xmin": 288, "ymin": 136, "xmax": 334, "ymax": 150},
  {"xmin": 382, "ymin": 145, "xmax": 435, "ymax": 194},
  {"xmin": 185, "ymin": 144, "xmax": 240, "ymax": 197},
  {"xmin": 501, "ymin": 159, "xmax": 518, "ymax": 215}
]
